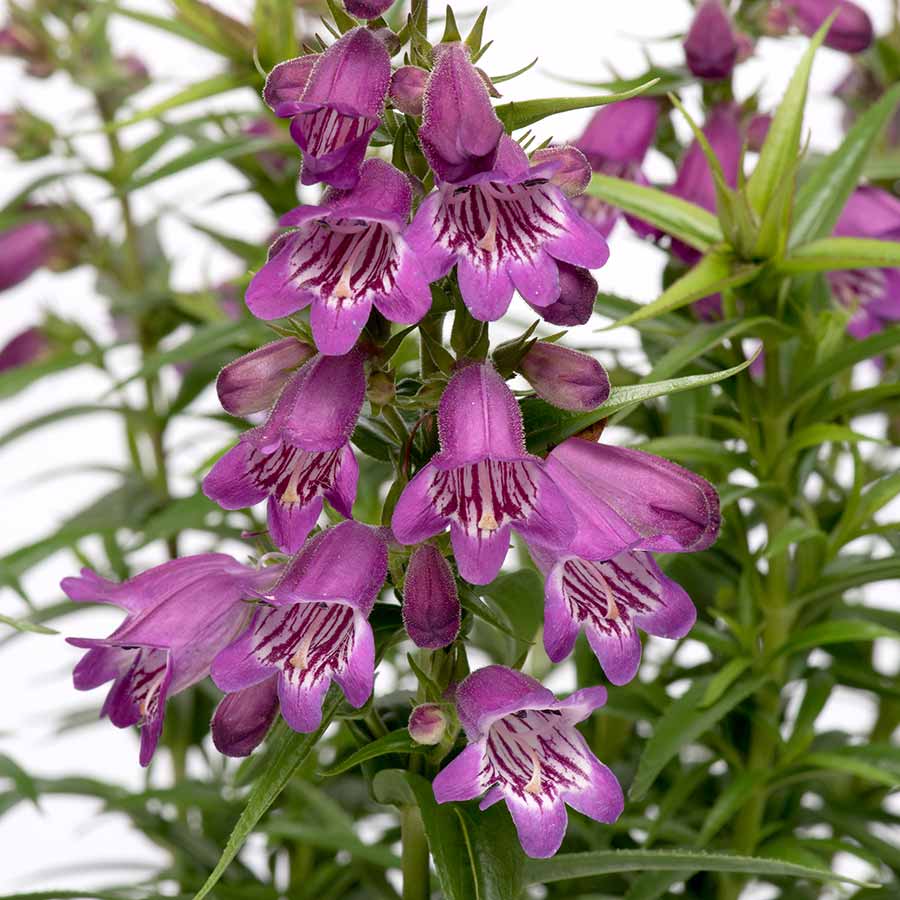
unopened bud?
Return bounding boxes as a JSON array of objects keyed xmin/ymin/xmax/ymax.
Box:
[
  {"xmin": 367, "ymin": 371, "xmax": 395, "ymax": 408},
  {"xmin": 684, "ymin": 0, "xmax": 738, "ymax": 80},
  {"xmin": 0, "ymin": 326, "xmax": 51, "ymax": 372},
  {"xmin": 403, "ymin": 544, "xmax": 460, "ymax": 649},
  {"xmin": 519, "ymin": 342, "xmax": 610, "ymax": 413},
  {"xmin": 526, "ymin": 263, "xmax": 597, "ymax": 327},
  {"xmin": 390, "ymin": 65, "xmax": 428, "ymax": 116},
  {"xmin": 408, "ymin": 704, "xmax": 447, "ymax": 746},
  {"xmin": 345, "ymin": 0, "xmax": 393, "ymax": 19}
]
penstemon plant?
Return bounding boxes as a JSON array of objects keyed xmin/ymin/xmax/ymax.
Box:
[{"xmin": 1, "ymin": 1, "xmax": 900, "ymax": 898}]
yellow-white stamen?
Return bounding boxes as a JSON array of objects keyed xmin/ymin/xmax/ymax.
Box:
[
  {"xmin": 290, "ymin": 629, "xmax": 316, "ymax": 671},
  {"xmin": 479, "ymin": 510, "xmax": 498, "ymax": 531},
  {"xmin": 524, "ymin": 745, "xmax": 542, "ymax": 794},
  {"xmin": 477, "ymin": 195, "xmax": 499, "ymax": 253}
]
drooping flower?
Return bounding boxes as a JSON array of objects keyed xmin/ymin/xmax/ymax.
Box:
[
  {"xmin": 684, "ymin": 0, "xmax": 739, "ymax": 80},
  {"xmin": 246, "ymin": 159, "xmax": 432, "ymax": 355},
  {"xmin": 203, "ymin": 351, "xmax": 365, "ymax": 553},
  {"xmin": 418, "ymin": 42, "xmax": 505, "ymax": 185},
  {"xmin": 0, "ymin": 325, "xmax": 50, "ymax": 372},
  {"xmin": 0, "ymin": 220, "xmax": 54, "ymax": 292},
  {"xmin": 211, "ymin": 676, "xmax": 280, "ymax": 757},
  {"xmin": 216, "ymin": 337, "xmax": 316, "ymax": 417},
  {"xmin": 571, "ymin": 97, "xmax": 658, "ymax": 237},
  {"xmin": 782, "ymin": 0, "xmax": 873, "ymax": 53},
  {"xmin": 345, "ymin": 0, "xmax": 394, "ymax": 19},
  {"xmin": 405, "ymin": 138, "xmax": 608, "ymax": 322},
  {"xmin": 268, "ymin": 28, "xmax": 390, "ymax": 188},
  {"xmin": 212, "ymin": 521, "xmax": 387, "ymax": 733},
  {"xmin": 530, "ymin": 545, "xmax": 696, "ymax": 685},
  {"xmin": 392, "ymin": 363, "xmax": 575, "ymax": 585},
  {"xmin": 829, "ymin": 187, "xmax": 900, "ymax": 340},
  {"xmin": 409, "ymin": 703, "xmax": 448, "ymax": 746},
  {"xmin": 529, "ymin": 262, "xmax": 598, "ymax": 326},
  {"xmin": 433, "ymin": 665, "xmax": 623, "ymax": 858},
  {"xmin": 63, "ymin": 555, "xmax": 280, "ymax": 766},
  {"xmin": 402, "ymin": 544, "xmax": 460, "ymax": 649},
  {"xmin": 390, "ymin": 65, "xmax": 428, "ymax": 116},
  {"xmin": 519, "ymin": 342, "xmax": 610, "ymax": 412}
]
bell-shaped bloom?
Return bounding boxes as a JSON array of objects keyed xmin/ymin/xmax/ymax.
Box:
[
  {"xmin": 433, "ymin": 666, "xmax": 623, "ymax": 858},
  {"xmin": 247, "ymin": 159, "xmax": 431, "ymax": 355},
  {"xmin": 572, "ymin": 98, "xmax": 658, "ymax": 237},
  {"xmin": 785, "ymin": 0, "xmax": 873, "ymax": 53},
  {"xmin": 217, "ymin": 337, "xmax": 316, "ymax": 417},
  {"xmin": 0, "ymin": 220, "xmax": 53, "ymax": 292},
  {"xmin": 544, "ymin": 437, "xmax": 721, "ymax": 561},
  {"xmin": 409, "ymin": 703, "xmax": 448, "ymax": 746},
  {"xmin": 529, "ymin": 262, "xmax": 597, "ymax": 326},
  {"xmin": 212, "ymin": 522, "xmax": 387, "ymax": 733},
  {"xmin": 390, "ymin": 65, "xmax": 428, "ymax": 116},
  {"xmin": 392, "ymin": 363, "xmax": 576, "ymax": 585},
  {"xmin": 530, "ymin": 545, "xmax": 695, "ymax": 685},
  {"xmin": 519, "ymin": 342, "xmax": 610, "ymax": 412},
  {"xmin": 211, "ymin": 676, "xmax": 280, "ymax": 757},
  {"xmin": 405, "ymin": 138, "xmax": 608, "ymax": 322},
  {"xmin": 418, "ymin": 42, "xmax": 505, "ymax": 185},
  {"xmin": 830, "ymin": 187, "xmax": 900, "ymax": 340},
  {"xmin": 345, "ymin": 0, "xmax": 393, "ymax": 18},
  {"xmin": 684, "ymin": 0, "xmax": 739, "ymax": 80},
  {"xmin": 0, "ymin": 325, "xmax": 50, "ymax": 372},
  {"xmin": 402, "ymin": 544, "xmax": 460, "ymax": 648},
  {"xmin": 203, "ymin": 351, "xmax": 365, "ymax": 553},
  {"xmin": 274, "ymin": 28, "xmax": 390, "ymax": 187},
  {"xmin": 62, "ymin": 555, "xmax": 280, "ymax": 766}
]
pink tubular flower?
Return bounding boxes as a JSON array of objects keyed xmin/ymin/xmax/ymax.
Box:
[
  {"xmin": 402, "ymin": 544, "xmax": 460, "ymax": 649},
  {"xmin": 212, "ymin": 522, "xmax": 388, "ymax": 733},
  {"xmin": 202, "ymin": 351, "xmax": 365, "ymax": 554},
  {"xmin": 532, "ymin": 262, "xmax": 598, "ymax": 326},
  {"xmin": 246, "ymin": 159, "xmax": 432, "ymax": 355},
  {"xmin": 405, "ymin": 138, "xmax": 608, "ymax": 322},
  {"xmin": 0, "ymin": 220, "xmax": 54, "ymax": 292},
  {"xmin": 63, "ymin": 555, "xmax": 281, "ymax": 766},
  {"xmin": 391, "ymin": 363, "xmax": 576, "ymax": 585},
  {"xmin": 418, "ymin": 42, "xmax": 505, "ymax": 185},
  {"xmin": 269, "ymin": 28, "xmax": 390, "ymax": 188},
  {"xmin": 830, "ymin": 187, "xmax": 900, "ymax": 340},
  {"xmin": 783, "ymin": 0, "xmax": 873, "ymax": 53},
  {"xmin": 519, "ymin": 342, "xmax": 610, "ymax": 412},
  {"xmin": 211, "ymin": 676, "xmax": 280, "ymax": 757},
  {"xmin": 0, "ymin": 326, "xmax": 50, "ymax": 372},
  {"xmin": 433, "ymin": 665, "xmax": 623, "ymax": 858},
  {"xmin": 684, "ymin": 0, "xmax": 739, "ymax": 80}
]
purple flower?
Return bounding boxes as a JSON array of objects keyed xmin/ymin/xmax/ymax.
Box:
[
  {"xmin": 0, "ymin": 326, "xmax": 50, "ymax": 372},
  {"xmin": 62, "ymin": 555, "xmax": 280, "ymax": 766},
  {"xmin": 409, "ymin": 703, "xmax": 448, "ymax": 746},
  {"xmin": 530, "ymin": 546, "xmax": 695, "ymax": 685},
  {"xmin": 402, "ymin": 544, "xmax": 460, "ymax": 649},
  {"xmin": 272, "ymin": 28, "xmax": 390, "ymax": 188},
  {"xmin": 212, "ymin": 521, "xmax": 387, "ymax": 733},
  {"xmin": 830, "ymin": 187, "xmax": 900, "ymax": 340},
  {"xmin": 345, "ymin": 0, "xmax": 394, "ymax": 19},
  {"xmin": 530, "ymin": 262, "xmax": 598, "ymax": 326},
  {"xmin": 263, "ymin": 54, "xmax": 319, "ymax": 114},
  {"xmin": 246, "ymin": 159, "xmax": 432, "ymax": 355},
  {"xmin": 572, "ymin": 97, "xmax": 659, "ymax": 237},
  {"xmin": 543, "ymin": 437, "xmax": 721, "ymax": 561},
  {"xmin": 418, "ymin": 42, "xmax": 505, "ymax": 185},
  {"xmin": 211, "ymin": 676, "xmax": 280, "ymax": 757},
  {"xmin": 390, "ymin": 65, "xmax": 428, "ymax": 116},
  {"xmin": 203, "ymin": 351, "xmax": 365, "ymax": 554},
  {"xmin": 519, "ymin": 342, "xmax": 610, "ymax": 412},
  {"xmin": 405, "ymin": 138, "xmax": 608, "ymax": 322},
  {"xmin": 784, "ymin": 0, "xmax": 874, "ymax": 53},
  {"xmin": 433, "ymin": 666, "xmax": 623, "ymax": 858},
  {"xmin": 391, "ymin": 363, "xmax": 576, "ymax": 585},
  {"xmin": 0, "ymin": 220, "xmax": 53, "ymax": 292},
  {"xmin": 684, "ymin": 0, "xmax": 739, "ymax": 80},
  {"xmin": 216, "ymin": 337, "xmax": 316, "ymax": 417}
]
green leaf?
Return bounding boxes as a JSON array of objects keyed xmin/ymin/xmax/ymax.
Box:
[
  {"xmin": 630, "ymin": 675, "xmax": 768, "ymax": 803},
  {"xmin": 586, "ymin": 175, "xmax": 722, "ymax": 253},
  {"xmin": 525, "ymin": 849, "xmax": 874, "ymax": 887},
  {"xmin": 747, "ymin": 19, "xmax": 829, "ymax": 215},
  {"xmin": 319, "ymin": 729, "xmax": 422, "ymax": 776},
  {"xmin": 607, "ymin": 253, "xmax": 762, "ymax": 330},
  {"xmin": 260, "ymin": 821, "xmax": 400, "ymax": 868},
  {"xmin": 791, "ymin": 84, "xmax": 900, "ymax": 246},
  {"xmin": 374, "ymin": 769, "xmax": 526, "ymax": 900},
  {"xmin": 253, "ymin": 0, "xmax": 298, "ymax": 69},
  {"xmin": 700, "ymin": 657, "xmax": 752, "ymax": 708},
  {"xmin": 0, "ymin": 614, "xmax": 58, "ymax": 636},
  {"xmin": 522, "ymin": 354, "xmax": 757, "ymax": 452},
  {"xmin": 761, "ymin": 519, "xmax": 825, "ymax": 560},
  {"xmin": 783, "ymin": 424, "xmax": 881, "ymax": 457},
  {"xmin": 0, "ymin": 351, "xmax": 97, "ymax": 401},
  {"xmin": 779, "ymin": 236, "xmax": 900, "ymax": 273},
  {"xmin": 495, "ymin": 78, "xmax": 659, "ymax": 132},
  {"xmin": 782, "ymin": 671, "xmax": 834, "ymax": 763},
  {"xmin": 801, "ymin": 750, "xmax": 900, "ymax": 790},
  {"xmin": 775, "ymin": 619, "xmax": 900, "ymax": 657},
  {"xmin": 192, "ymin": 692, "xmax": 341, "ymax": 900},
  {"xmin": 697, "ymin": 771, "xmax": 770, "ymax": 845}
]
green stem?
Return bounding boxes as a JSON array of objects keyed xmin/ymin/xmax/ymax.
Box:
[
  {"xmin": 419, "ymin": 313, "xmax": 446, "ymax": 378},
  {"xmin": 400, "ymin": 805, "xmax": 430, "ymax": 900}
]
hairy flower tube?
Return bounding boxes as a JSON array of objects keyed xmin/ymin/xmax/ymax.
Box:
[{"xmin": 433, "ymin": 666, "xmax": 624, "ymax": 858}]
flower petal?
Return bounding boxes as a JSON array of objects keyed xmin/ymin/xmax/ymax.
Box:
[
  {"xmin": 246, "ymin": 232, "xmax": 313, "ymax": 320},
  {"xmin": 457, "ymin": 253, "xmax": 515, "ymax": 321},
  {"xmin": 202, "ymin": 443, "xmax": 269, "ymax": 510},
  {"xmin": 310, "ymin": 293, "xmax": 373, "ymax": 356},
  {"xmin": 278, "ymin": 669, "xmax": 330, "ymax": 733},
  {"xmin": 324, "ymin": 443, "xmax": 359, "ymax": 519},
  {"xmin": 211, "ymin": 615, "xmax": 274, "ymax": 693},
  {"xmin": 450, "ymin": 520, "xmax": 511, "ymax": 585},
  {"xmin": 391, "ymin": 463, "xmax": 448, "ymax": 545},
  {"xmin": 562, "ymin": 746, "xmax": 625, "ymax": 825},
  {"xmin": 433, "ymin": 743, "xmax": 490, "ymax": 803},
  {"xmin": 333, "ymin": 614, "xmax": 374, "ymax": 707},
  {"xmin": 505, "ymin": 794, "xmax": 568, "ymax": 859},
  {"xmin": 508, "ymin": 251, "xmax": 561, "ymax": 308},
  {"xmin": 267, "ymin": 494, "xmax": 323, "ymax": 555}
]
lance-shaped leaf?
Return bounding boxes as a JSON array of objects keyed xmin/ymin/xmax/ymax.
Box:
[
  {"xmin": 778, "ymin": 236, "xmax": 900, "ymax": 273},
  {"xmin": 586, "ymin": 174, "xmax": 723, "ymax": 252},
  {"xmin": 495, "ymin": 78, "xmax": 659, "ymax": 132},
  {"xmin": 746, "ymin": 18, "xmax": 830, "ymax": 215}
]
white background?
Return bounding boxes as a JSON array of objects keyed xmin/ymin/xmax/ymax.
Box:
[{"xmin": 0, "ymin": 0, "xmax": 896, "ymax": 894}]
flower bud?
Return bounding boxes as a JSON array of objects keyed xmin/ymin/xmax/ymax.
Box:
[
  {"xmin": 402, "ymin": 544, "xmax": 460, "ymax": 649},
  {"xmin": 746, "ymin": 113, "xmax": 772, "ymax": 152},
  {"xmin": 786, "ymin": 0, "xmax": 873, "ymax": 53},
  {"xmin": 0, "ymin": 107, "xmax": 55, "ymax": 161},
  {"xmin": 390, "ymin": 65, "xmax": 428, "ymax": 116},
  {"xmin": 684, "ymin": 0, "xmax": 738, "ymax": 80},
  {"xmin": 367, "ymin": 371, "xmax": 395, "ymax": 408},
  {"xmin": 0, "ymin": 220, "xmax": 54, "ymax": 292},
  {"xmin": 519, "ymin": 342, "xmax": 610, "ymax": 412},
  {"xmin": 576, "ymin": 97, "xmax": 659, "ymax": 168},
  {"xmin": 531, "ymin": 146, "xmax": 592, "ymax": 199},
  {"xmin": 212, "ymin": 678, "xmax": 280, "ymax": 758},
  {"xmin": 0, "ymin": 326, "xmax": 51, "ymax": 372},
  {"xmin": 345, "ymin": 0, "xmax": 393, "ymax": 18},
  {"xmin": 216, "ymin": 337, "xmax": 316, "ymax": 417},
  {"xmin": 408, "ymin": 704, "xmax": 447, "ymax": 746},
  {"xmin": 527, "ymin": 263, "xmax": 597, "ymax": 327}
]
